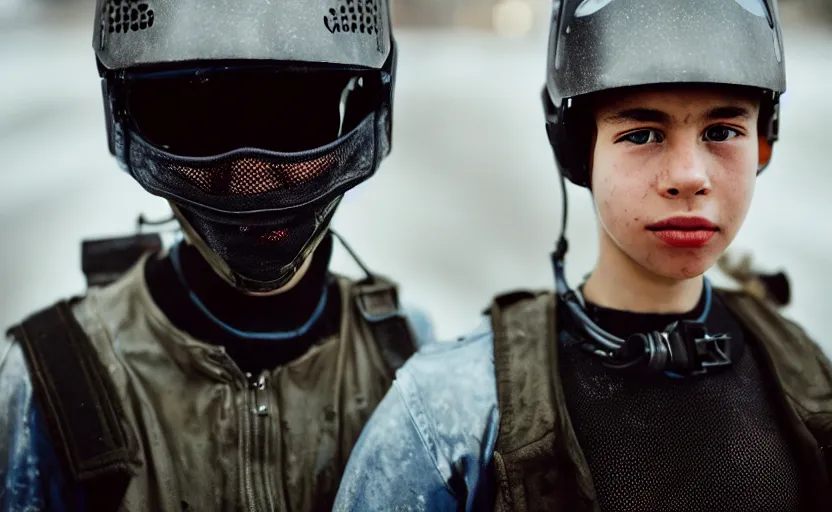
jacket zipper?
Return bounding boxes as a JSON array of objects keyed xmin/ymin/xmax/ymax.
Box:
[{"xmin": 243, "ymin": 371, "xmax": 277, "ymax": 512}]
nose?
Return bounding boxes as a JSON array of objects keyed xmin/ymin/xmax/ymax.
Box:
[{"xmin": 657, "ymin": 141, "xmax": 711, "ymax": 199}]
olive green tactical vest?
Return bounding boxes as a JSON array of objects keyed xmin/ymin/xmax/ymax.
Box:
[
  {"xmin": 7, "ymin": 254, "xmax": 416, "ymax": 512},
  {"xmin": 490, "ymin": 289, "xmax": 832, "ymax": 512}
]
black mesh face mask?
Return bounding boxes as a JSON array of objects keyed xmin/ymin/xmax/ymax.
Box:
[
  {"xmin": 106, "ymin": 66, "xmax": 391, "ymax": 292},
  {"xmin": 171, "ymin": 196, "xmax": 343, "ymax": 292}
]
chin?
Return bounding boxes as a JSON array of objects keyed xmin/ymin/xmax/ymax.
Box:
[
  {"xmin": 639, "ymin": 249, "xmax": 720, "ymax": 282},
  {"xmin": 655, "ymin": 265, "xmax": 708, "ymax": 281},
  {"xmin": 651, "ymin": 258, "xmax": 716, "ymax": 281}
]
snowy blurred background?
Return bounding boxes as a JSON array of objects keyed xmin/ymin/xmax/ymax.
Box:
[{"xmin": 0, "ymin": 0, "xmax": 830, "ymax": 352}]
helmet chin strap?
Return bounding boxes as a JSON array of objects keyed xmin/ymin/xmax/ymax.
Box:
[{"xmin": 550, "ymin": 165, "xmax": 733, "ymax": 378}]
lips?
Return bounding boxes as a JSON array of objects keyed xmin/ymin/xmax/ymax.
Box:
[
  {"xmin": 647, "ymin": 216, "xmax": 717, "ymax": 231},
  {"xmin": 647, "ymin": 216, "xmax": 718, "ymax": 248}
]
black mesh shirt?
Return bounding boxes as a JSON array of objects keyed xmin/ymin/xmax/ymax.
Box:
[{"xmin": 557, "ymin": 289, "xmax": 808, "ymax": 512}]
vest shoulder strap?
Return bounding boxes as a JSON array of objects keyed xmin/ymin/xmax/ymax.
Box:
[
  {"xmin": 352, "ymin": 276, "xmax": 417, "ymax": 373},
  {"xmin": 720, "ymin": 289, "xmax": 832, "ymax": 419},
  {"xmin": 489, "ymin": 290, "xmax": 597, "ymax": 512},
  {"xmin": 7, "ymin": 300, "xmax": 133, "ymax": 511},
  {"xmin": 720, "ymin": 288, "xmax": 832, "ymax": 506},
  {"xmin": 491, "ymin": 291, "xmax": 556, "ymax": 454},
  {"xmin": 81, "ymin": 233, "xmax": 162, "ymax": 288}
]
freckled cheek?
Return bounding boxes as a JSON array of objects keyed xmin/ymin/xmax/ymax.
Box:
[
  {"xmin": 728, "ymin": 187, "xmax": 754, "ymax": 231},
  {"xmin": 711, "ymin": 144, "xmax": 757, "ymax": 181},
  {"xmin": 593, "ymin": 150, "xmax": 650, "ymax": 234},
  {"xmin": 624, "ymin": 215, "xmax": 641, "ymax": 229},
  {"xmin": 597, "ymin": 192, "xmax": 643, "ymax": 241},
  {"xmin": 714, "ymin": 167, "xmax": 755, "ymax": 234}
]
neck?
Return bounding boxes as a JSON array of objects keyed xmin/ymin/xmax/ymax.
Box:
[
  {"xmin": 582, "ymin": 234, "xmax": 704, "ymax": 314},
  {"xmin": 144, "ymin": 232, "xmax": 340, "ymax": 357}
]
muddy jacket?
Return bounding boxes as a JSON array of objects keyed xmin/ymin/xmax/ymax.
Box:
[
  {"xmin": 333, "ymin": 286, "xmax": 832, "ymax": 511},
  {"xmin": 0, "ymin": 255, "xmax": 433, "ymax": 512}
]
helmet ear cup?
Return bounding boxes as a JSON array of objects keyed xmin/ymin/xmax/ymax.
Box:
[
  {"xmin": 101, "ymin": 77, "xmax": 116, "ymax": 156},
  {"xmin": 542, "ymin": 88, "xmax": 591, "ymax": 188}
]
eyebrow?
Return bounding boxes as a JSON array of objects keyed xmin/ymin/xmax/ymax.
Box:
[
  {"xmin": 704, "ymin": 106, "xmax": 752, "ymax": 121},
  {"xmin": 603, "ymin": 108, "xmax": 670, "ymax": 125},
  {"xmin": 602, "ymin": 105, "xmax": 753, "ymax": 125}
]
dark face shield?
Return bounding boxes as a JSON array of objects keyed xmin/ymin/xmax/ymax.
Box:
[
  {"xmin": 125, "ymin": 66, "xmax": 380, "ymax": 155},
  {"xmin": 109, "ymin": 66, "xmax": 391, "ymax": 292}
]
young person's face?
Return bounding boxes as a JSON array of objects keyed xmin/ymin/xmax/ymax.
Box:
[{"xmin": 590, "ymin": 86, "xmax": 761, "ymax": 281}]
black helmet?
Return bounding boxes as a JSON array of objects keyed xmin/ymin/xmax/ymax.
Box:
[
  {"xmin": 92, "ymin": 0, "xmax": 397, "ymax": 293},
  {"xmin": 542, "ymin": 0, "xmax": 786, "ymax": 188}
]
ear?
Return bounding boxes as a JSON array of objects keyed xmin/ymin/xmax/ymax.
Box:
[
  {"xmin": 758, "ymin": 135, "xmax": 773, "ymax": 172},
  {"xmin": 757, "ymin": 93, "xmax": 779, "ymax": 174}
]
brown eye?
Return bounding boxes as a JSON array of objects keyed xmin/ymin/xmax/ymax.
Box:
[{"xmin": 704, "ymin": 126, "xmax": 739, "ymax": 142}]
